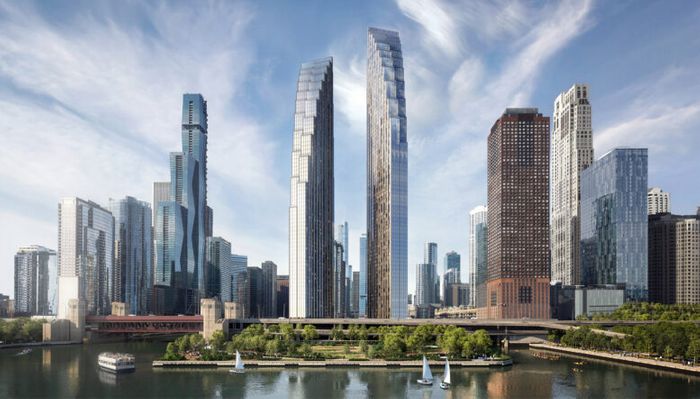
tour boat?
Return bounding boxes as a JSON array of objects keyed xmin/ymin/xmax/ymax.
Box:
[
  {"xmin": 417, "ymin": 355, "xmax": 433, "ymax": 385},
  {"xmin": 440, "ymin": 357, "xmax": 451, "ymax": 389},
  {"xmin": 98, "ymin": 352, "xmax": 135, "ymax": 373},
  {"xmin": 229, "ymin": 350, "xmax": 245, "ymax": 374}
]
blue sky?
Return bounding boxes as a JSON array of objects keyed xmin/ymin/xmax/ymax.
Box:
[{"xmin": 1, "ymin": 0, "xmax": 699, "ymax": 297}]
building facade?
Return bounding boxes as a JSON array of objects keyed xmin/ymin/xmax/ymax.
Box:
[
  {"xmin": 359, "ymin": 233, "xmax": 367, "ymax": 317},
  {"xmin": 550, "ymin": 84, "xmax": 593, "ymax": 286},
  {"xmin": 367, "ymin": 28, "xmax": 408, "ymax": 319},
  {"xmin": 205, "ymin": 237, "xmax": 233, "ymax": 302},
  {"xmin": 232, "ymin": 254, "xmax": 248, "ymax": 316},
  {"xmin": 415, "ymin": 263, "xmax": 436, "ymax": 308},
  {"xmin": 486, "ymin": 109, "xmax": 550, "ymax": 319},
  {"xmin": 153, "ymin": 201, "xmax": 187, "ymax": 315},
  {"xmin": 648, "ymin": 187, "xmax": 670, "ymax": 215},
  {"xmin": 14, "ymin": 246, "xmax": 55, "ymax": 315},
  {"xmin": 581, "ymin": 148, "xmax": 648, "ymax": 301},
  {"xmin": 333, "ymin": 241, "xmax": 346, "ymax": 318},
  {"xmin": 469, "ymin": 205, "xmax": 487, "ymax": 307},
  {"xmin": 288, "ymin": 57, "xmax": 334, "ymax": 318},
  {"xmin": 261, "ymin": 261, "xmax": 278, "ymax": 317},
  {"xmin": 58, "ymin": 197, "xmax": 114, "ymax": 317},
  {"xmin": 109, "ymin": 196, "xmax": 152, "ymax": 315}
]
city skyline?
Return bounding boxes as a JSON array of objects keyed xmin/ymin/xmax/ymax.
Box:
[{"xmin": 2, "ymin": 1, "xmax": 700, "ymax": 297}]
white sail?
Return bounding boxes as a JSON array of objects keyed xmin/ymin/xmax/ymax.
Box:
[
  {"xmin": 235, "ymin": 351, "xmax": 244, "ymax": 370},
  {"xmin": 422, "ymin": 356, "xmax": 433, "ymax": 380},
  {"xmin": 443, "ymin": 358, "xmax": 451, "ymax": 385}
]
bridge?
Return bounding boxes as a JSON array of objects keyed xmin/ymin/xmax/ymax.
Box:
[{"xmin": 86, "ymin": 315, "xmax": 203, "ymax": 335}]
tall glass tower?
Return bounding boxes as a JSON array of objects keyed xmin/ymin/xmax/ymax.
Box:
[
  {"xmin": 289, "ymin": 57, "xmax": 334, "ymax": 318},
  {"xmin": 580, "ymin": 148, "xmax": 648, "ymax": 301},
  {"xmin": 109, "ymin": 196, "xmax": 152, "ymax": 315},
  {"xmin": 359, "ymin": 233, "xmax": 367, "ymax": 317},
  {"xmin": 367, "ymin": 28, "xmax": 407, "ymax": 319}
]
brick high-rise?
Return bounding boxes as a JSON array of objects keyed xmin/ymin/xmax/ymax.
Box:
[{"xmin": 486, "ymin": 108, "xmax": 550, "ymax": 319}]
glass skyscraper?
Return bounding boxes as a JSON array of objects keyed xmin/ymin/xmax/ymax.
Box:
[
  {"xmin": 109, "ymin": 196, "xmax": 152, "ymax": 315},
  {"xmin": 58, "ymin": 197, "xmax": 114, "ymax": 317},
  {"xmin": 14, "ymin": 245, "xmax": 55, "ymax": 315},
  {"xmin": 580, "ymin": 148, "xmax": 648, "ymax": 301},
  {"xmin": 469, "ymin": 205, "xmax": 487, "ymax": 307},
  {"xmin": 359, "ymin": 233, "xmax": 367, "ymax": 317},
  {"xmin": 231, "ymin": 254, "xmax": 248, "ymax": 315},
  {"xmin": 366, "ymin": 27, "xmax": 407, "ymax": 319},
  {"xmin": 288, "ymin": 57, "xmax": 334, "ymax": 318},
  {"xmin": 154, "ymin": 201, "xmax": 187, "ymax": 314}
]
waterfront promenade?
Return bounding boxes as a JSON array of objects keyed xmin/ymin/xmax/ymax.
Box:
[
  {"xmin": 153, "ymin": 358, "xmax": 513, "ymax": 368},
  {"xmin": 530, "ymin": 343, "xmax": 700, "ymax": 375}
]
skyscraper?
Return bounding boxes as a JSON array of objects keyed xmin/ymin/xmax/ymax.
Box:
[
  {"xmin": 551, "ymin": 84, "xmax": 593, "ymax": 286},
  {"xmin": 648, "ymin": 187, "xmax": 671, "ymax": 215},
  {"xmin": 486, "ymin": 108, "xmax": 550, "ymax": 319},
  {"xmin": 367, "ymin": 27, "xmax": 408, "ymax": 319},
  {"xmin": 153, "ymin": 201, "xmax": 187, "ymax": 315},
  {"xmin": 247, "ymin": 266, "xmax": 263, "ymax": 318},
  {"xmin": 109, "ymin": 196, "xmax": 152, "ymax": 315},
  {"xmin": 359, "ymin": 233, "xmax": 367, "ymax": 317},
  {"xmin": 581, "ymin": 148, "xmax": 648, "ymax": 301},
  {"xmin": 276, "ymin": 275, "xmax": 289, "ymax": 318},
  {"xmin": 232, "ymin": 254, "xmax": 248, "ymax": 315},
  {"xmin": 475, "ymin": 221, "xmax": 488, "ymax": 308},
  {"xmin": 469, "ymin": 206, "xmax": 487, "ymax": 307},
  {"xmin": 58, "ymin": 197, "xmax": 114, "ymax": 317},
  {"xmin": 152, "ymin": 182, "xmax": 171, "ymax": 224},
  {"xmin": 289, "ymin": 57, "xmax": 334, "ymax": 318},
  {"xmin": 14, "ymin": 246, "xmax": 55, "ymax": 316},
  {"xmin": 352, "ymin": 271, "xmax": 360, "ymax": 317},
  {"xmin": 423, "ymin": 242, "xmax": 439, "ymax": 303},
  {"xmin": 333, "ymin": 241, "xmax": 346, "ymax": 318},
  {"xmin": 444, "ymin": 251, "xmax": 460, "ymax": 276},
  {"xmin": 205, "ymin": 237, "xmax": 233, "ymax": 300},
  {"xmin": 415, "ymin": 263, "xmax": 436, "ymax": 307},
  {"xmin": 336, "ymin": 222, "xmax": 349, "ymax": 264},
  {"xmin": 261, "ymin": 261, "xmax": 278, "ymax": 317}
]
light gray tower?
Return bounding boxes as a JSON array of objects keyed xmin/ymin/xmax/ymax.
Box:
[
  {"xmin": 336, "ymin": 222, "xmax": 349, "ymax": 264},
  {"xmin": 109, "ymin": 196, "xmax": 152, "ymax": 315},
  {"xmin": 289, "ymin": 57, "xmax": 334, "ymax": 318},
  {"xmin": 367, "ymin": 27, "xmax": 408, "ymax": 319},
  {"xmin": 551, "ymin": 84, "xmax": 593, "ymax": 285},
  {"xmin": 58, "ymin": 197, "xmax": 114, "ymax": 317},
  {"xmin": 14, "ymin": 246, "xmax": 55, "ymax": 316}
]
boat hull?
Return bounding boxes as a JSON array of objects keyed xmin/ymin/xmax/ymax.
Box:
[
  {"xmin": 417, "ymin": 379, "xmax": 433, "ymax": 385},
  {"xmin": 440, "ymin": 382, "xmax": 450, "ymax": 389},
  {"xmin": 229, "ymin": 369, "xmax": 245, "ymax": 374}
]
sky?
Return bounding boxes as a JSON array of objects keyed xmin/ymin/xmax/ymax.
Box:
[{"xmin": 1, "ymin": 0, "xmax": 699, "ymax": 297}]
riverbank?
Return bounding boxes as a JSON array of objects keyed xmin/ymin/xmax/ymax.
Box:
[
  {"xmin": 530, "ymin": 343, "xmax": 700, "ymax": 375},
  {"xmin": 0, "ymin": 341, "xmax": 78, "ymax": 350},
  {"xmin": 153, "ymin": 358, "xmax": 513, "ymax": 368}
]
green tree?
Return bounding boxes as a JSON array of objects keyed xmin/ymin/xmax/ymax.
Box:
[
  {"xmin": 331, "ymin": 325, "xmax": 345, "ymax": 340},
  {"xmin": 686, "ymin": 339, "xmax": 700, "ymax": 363},
  {"xmin": 382, "ymin": 333, "xmax": 406, "ymax": 359},
  {"xmin": 439, "ymin": 326, "xmax": 468, "ymax": 356},
  {"xmin": 358, "ymin": 325, "xmax": 369, "ymax": 341},
  {"xmin": 210, "ymin": 330, "xmax": 226, "ymax": 352},
  {"xmin": 302, "ymin": 325, "xmax": 319, "ymax": 341},
  {"xmin": 471, "ymin": 330, "xmax": 493, "ymax": 356},
  {"xmin": 300, "ymin": 343, "xmax": 313, "ymax": 358},
  {"xmin": 265, "ymin": 339, "xmax": 282, "ymax": 356}
]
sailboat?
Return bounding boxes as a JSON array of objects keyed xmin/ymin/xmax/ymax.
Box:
[
  {"xmin": 440, "ymin": 357, "xmax": 451, "ymax": 389},
  {"xmin": 417, "ymin": 355, "xmax": 433, "ymax": 385},
  {"xmin": 229, "ymin": 350, "xmax": 245, "ymax": 374}
]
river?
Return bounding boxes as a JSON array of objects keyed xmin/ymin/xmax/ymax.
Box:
[{"xmin": 1, "ymin": 342, "xmax": 699, "ymax": 398}]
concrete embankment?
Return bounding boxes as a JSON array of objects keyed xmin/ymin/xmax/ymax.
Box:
[
  {"xmin": 153, "ymin": 358, "xmax": 512, "ymax": 368},
  {"xmin": 0, "ymin": 341, "xmax": 78, "ymax": 350},
  {"xmin": 530, "ymin": 343, "xmax": 700, "ymax": 375}
]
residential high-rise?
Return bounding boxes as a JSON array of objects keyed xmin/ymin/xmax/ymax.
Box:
[
  {"xmin": 444, "ymin": 251, "xmax": 460, "ymax": 276},
  {"xmin": 581, "ymin": 148, "xmax": 648, "ymax": 301},
  {"xmin": 648, "ymin": 211, "xmax": 700, "ymax": 304},
  {"xmin": 346, "ymin": 265, "xmax": 353, "ymax": 317},
  {"xmin": 336, "ymin": 222, "xmax": 349, "ymax": 265},
  {"xmin": 205, "ymin": 237, "xmax": 233, "ymax": 301},
  {"xmin": 109, "ymin": 196, "xmax": 152, "ymax": 315},
  {"xmin": 152, "ymin": 182, "xmax": 171, "ymax": 224},
  {"xmin": 333, "ymin": 241, "xmax": 346, "ymax": 318},
  {"xmin": 288, "ymin": 57, "xmax": 334, "ymax": 318},
  {"xmin": 58, "ymin": 197, "xmax": 114, "ymax": 317},
  {"xmin": 14, "ymin": 246, "xmax": 55, "ymax": 315},
  {"xmin": 486, "ymin": 108, "xmax": 550, "ymax": 319},
  {"xmin": 153, "ymin": 201, "xmax": 187, "ymax": 314},
  {"xmin": 442, "ymin": 268, "xmax": 461, "ymax": 307},
  {"xmin": 367, "ymin": 28, "xmax": 408, "ymax": 319},
  {"xmin": 276, "ymin": 275, "xmax": 289, "ymax": 318},
  {"xmin": 474, "ymin": 221, "xmax": 488, "ymax": 308},
  {"xmin": 648, "ymin": 187, "xmax": 671, "ymax": 215},
  {"xmin": 423, "ymin": 242, "xmax": 439, "ymax": 303},
  {"xmin": 550, "ymin": 84, "xmax": 593, "ymax": 286},
  {"xmin": 261, "ymin": 261, "xmax": 277, "ymax": 317},
  {"xmin": 469, "ymin": 206, "xmax": 487, "ymax": 307},
  {"xmin": 352, "ymin": 271, "xmax": 360, "ymax": 317},
  {"xmin": 415, "ymin": 263, "xmax": 436, "ymax": 307},
  {"xmin": 232, "ymin": 254, "xmax": 248, "ymax": 315},
  {"xmin": 359, "ymin": 233, "xmax": 367, "ymax": 317}
]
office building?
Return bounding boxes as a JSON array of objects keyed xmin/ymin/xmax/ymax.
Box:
[
  {"xmin": 415, "ymin": 263, "xmax": 436, "ymax": 309},
  {"xmin": 469, "ymin": 205, "xmax": 487, "ymax": 307},
  {"xmin": 486, "ymin": 108, "xmax": 550, "ymax": 319},
  {"xmin": 445, "ymin": 283, "xmax": 470, "ymax": 308},
  {"xmin": 333, "ymin": 241, "xmax": 346, "ymax": 318},
  {"xmin": 352, "ymin": 271, "xmax": 360, "ymax": 317},
  {"xmin": 550, "ymin": 83, "xmax": 593, "ymax": 286},
  {"xmin": 232, "ymin": 254, "xmax": 248, "ymax": 315},
  {"xmin": 14, "ymin": 246, "xmax": 55, "ymax": 315},
  {"xmin": 58, "ymin": 197, "xmax": 114, "ymax": 317},
  {"xmin": 649, "ymin": 211, "xmax": 700, "ymax": 304},
  {"xmin": 247, "ymin": 266, "xmax": 263, "ymax": 318},
  {"xmin": 550, "ymin": 283, "xmax": 624, "ymax": 320},
  {"xmin": 289, "ymin": 57, "xmax": 334, "ymax": 318},
  {"xmin": 581, "ymin": 148, "xmax": 648, "ymax": 301},
  {"xmin": 276, "ymin": 275, "xmax": 289, "ymax": 318},
  {"xmin": 153, "ymin": 201, "xmax": 187, "ymax": 315},
  {"xmin": 648, "ymin": 187, "xmax": 671, "ymax": 215},
  {"xmin": 444, "ymin": 251, "xmax": 460, "ymax": 276},
  {"xmin": 109, "ymin": 196, "xmax": 152, "ymax": 315},
  {"xmin": 152, "ymin": 182, "xmax": 171, "ymax": 224},
  {"xmin": 205, "ymin": 237, "xmax": 233, "ymax": 301},
  {"xmin": 424, "ymin": 243, "xmax": 439, "ymax": 303},
  {"xmin": 367, "ymin": 27, "xmax": 408, "ymax": 319},
  {"xmin": 336, "ymin": 222, "xmax": 349, "ymax": 265},
  {"xmin": 261, "ymin": 261, "xmax": 277, "ymax": 317},
  {"xmin": 359, "ymin": 233, "xmax": 367, "ymax": 317}
]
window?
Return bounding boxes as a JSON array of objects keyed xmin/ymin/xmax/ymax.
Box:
[{"xmin": 518, "ymin": 286, "xmax": 532, "ymax": 304}]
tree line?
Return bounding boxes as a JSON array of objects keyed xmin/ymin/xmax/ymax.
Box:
[{"xmin": 0, "ymin": 318, "xmax": 45, "ymax": 344}]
